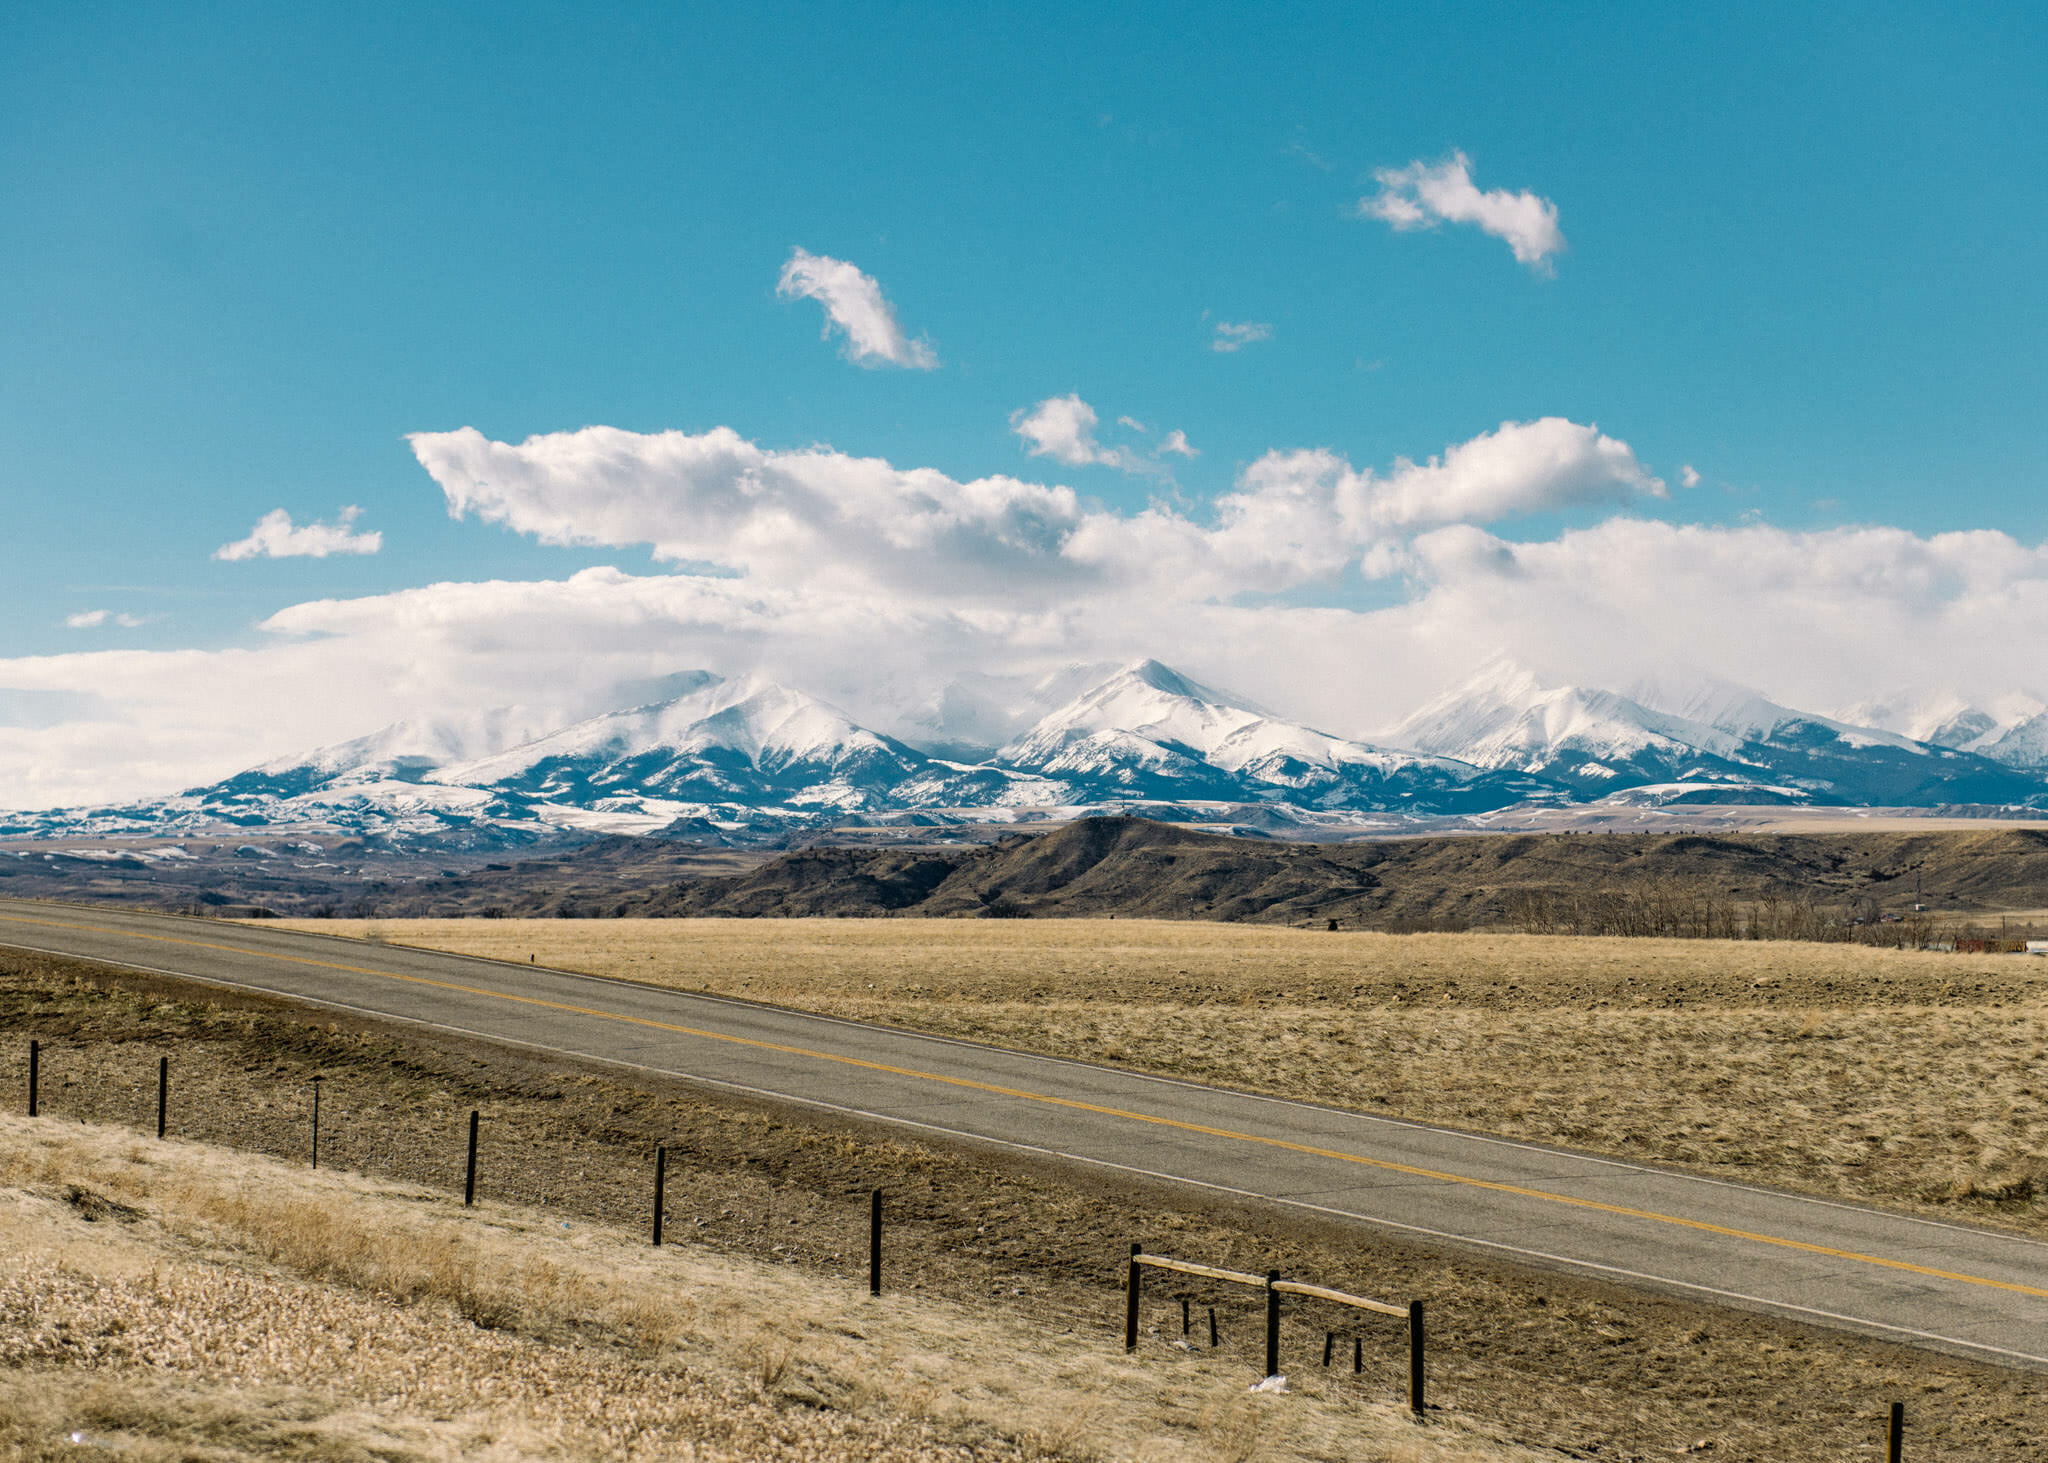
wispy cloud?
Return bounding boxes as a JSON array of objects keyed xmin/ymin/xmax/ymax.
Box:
[
  {"xmin": 1009, "ymin": 394, "xmax": 1167, "ymax": 477},
  {"xmin": 1680, "ymin": 464, "xmax": 1702, "ymax": 488},
  {"xmin": 775, "ymin": 247, "xmax": 937, "ymax": 370},
  {"xmin": 65, "ymin": 609, "xmax": 149, "ymax": 629},
  {"xmin": 1157, "ymin": 429, "xmax": 1198, "ymax": 459},
  {"xmin": 214, "ymin": 506, "xmax": 382, "ymax": 561},
  {"xmin": 1212, "ymin": 321, "xmax": 1272, "ymax": 353},
  {"xmin": 1361, "ymin": 150, "xmax": 1565, "ymax": 273}
]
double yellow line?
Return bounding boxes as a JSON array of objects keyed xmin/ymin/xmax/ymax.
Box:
[{"xmin": 7, "ymin": 908, "xmax": 2047, "ymax": 1303}]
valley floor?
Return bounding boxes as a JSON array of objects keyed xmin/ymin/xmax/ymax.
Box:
[{"xmin": 7, "ymin": 949, "xmax": 2040, "ymax": 1459}]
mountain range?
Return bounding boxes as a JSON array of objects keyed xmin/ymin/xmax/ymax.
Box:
[{"xmin": 6, "ymin": 657, "xmax": 2047, "ymax": 847}]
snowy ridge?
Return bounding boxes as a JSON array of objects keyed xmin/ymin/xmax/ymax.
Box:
[
  {"xmin": 996, "ymin": 660, "xmax": 1502, "ymax": 807},
  {"xmin": 1392, "ymin": 659, "xmax": 1750, "ymax": 780},
  {"xmin": 13, "ymin": 657, "xmax": 2048, "ymax": 847},
  {"xmin": 1398, "ymin": 659, "xmax": 2046, "ymax": 807}
]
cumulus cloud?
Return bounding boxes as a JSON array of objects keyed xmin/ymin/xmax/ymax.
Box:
[
  {"xmin": 1158, "ymin": 429, "xmax": 1198, "ymax": 458},
  {"xmin": 775, "ymin": 247, "xmax": 937, "ymax": 369},
  {"xmin": 1233, "ymin": 418, "xmax": 1663, "ymax": 540},
  {"xmin": 410, "ymin": 415, "xmax": 1651, "ymax": 612},
  {"xmin": 65, "ymin": 610, "xmax": 148, "ymax": 629},
  {"xmin": 1212, "ymin": 321, "xmax": 1272, "ymax": 353},
  {"xmin": 1680, "ymin": 464, "xmax": 1702, "ymax": 488},
  {"xmin": 214, "ymin": 506, "xmax": 381, "ymax": 561},
  {"xmin": 1362, "ymin": 151, "xmax": 1565, "ymax": 273}
]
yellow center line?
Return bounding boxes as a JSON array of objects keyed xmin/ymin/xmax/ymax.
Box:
[{"xmin": 8, "ymin": 909, "xmax": 2048, "ymax": 1302}]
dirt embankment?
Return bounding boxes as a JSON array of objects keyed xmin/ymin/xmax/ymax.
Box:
[{"xmin": 3, "ymin": 950, "xmax": 2042, "ymax": 1461}]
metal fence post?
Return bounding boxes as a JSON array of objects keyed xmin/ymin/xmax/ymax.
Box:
[
  {"xmin": 156, "ymin": 1056, "xmax": 168, "ymax": 1139},
  {"xmin": 310, "ymin": 1076, "xmax": 321, "ymax": 1169},
  {"xmin": 463, "ymin": 1110, "xmax": 479, "ymax": 1206},
  {"xmin": 1408, "ymin": 1300, "xmax": 1426, "ymax": 1417},
  {"xmin": 651, "ymin": 1145, "xmax": 667, "ymax": 1246},
  {"xmin": 1264, "ymin": 1270, "xmax": 1281, "ymax": 1378},
  {"xmin": 28, "ymin": 1039, "xmax": 38, "ymax": 1117},
  {"xmin": 869, "ymin": 1188, "xmax": 883, "ymax": 1295},
  {"xmin": 1887, "ymin": 1401, "xmax": 1904, "ymax": 1463},
  {"xmin": 1125, "ymin": 1243, "xmax": 1142, "ymax": 1351}
]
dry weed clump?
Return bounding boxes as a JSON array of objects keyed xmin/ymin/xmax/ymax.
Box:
[
  {"xmin": 276, "ymin": 918, "xmax": 2048, "ymax": 1232},
  {"xmin": 0, "ymin": 1114, "xmax": 1551, "ymax": 1463}
]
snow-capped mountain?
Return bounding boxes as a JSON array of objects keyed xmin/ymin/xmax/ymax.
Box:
[
  {"xmin": 436, "ymin": 676, "xmax": 932, "ymax": 813},
  {"xmin": 1836, "ymin": 690, "xmax": 2048, "ymax": 770},
  {"xmin": 1399, "ymin": 660, "xmax": 2047, "ymax": 806},
  {"xmin": 197, "ymin": 705, "xmax": 578, "ymax": 802},
  {"xmin": 14, "ymin": 656, "xmax": 2048, "ymax": 848},
  {"xmin": 996, "ymin": 660, "xmax": 1548, "ymax": 812},
  {"xmin": 1390, "ymin": 660, "xmax": 1758, "ymax": 790}
]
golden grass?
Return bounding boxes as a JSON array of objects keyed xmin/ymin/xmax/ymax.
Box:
[
  {"xmin": 0, "ymin": 1113, "xmax": 1551, "ymax": 1463},
  {"xmin": 273, "ymin": 918, "xmax": 2048, "ymax": 1230}
]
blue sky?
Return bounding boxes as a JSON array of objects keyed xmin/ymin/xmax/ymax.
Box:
[{"xmin": 3, "ymin": 2, "xmax": 2046, "ymax": 802}]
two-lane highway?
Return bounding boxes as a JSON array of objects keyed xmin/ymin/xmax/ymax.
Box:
[{"xmin": 6, "ymin": 895, "xmax": 2048, "ymax": 1370}]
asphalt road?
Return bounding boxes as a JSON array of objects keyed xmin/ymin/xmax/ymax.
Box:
[{"xmin": 6, "ymin": 895, "xmax": 2048, "ymax": 1370}]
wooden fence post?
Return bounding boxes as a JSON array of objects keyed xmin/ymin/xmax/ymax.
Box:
[
  {"xmin": 651, "ymin": 1146, "xmax": 667, "ymax": 1246},
  {"xmin": 463, "ymin": 1110, "xmax": 479, "ymax": 1206},
  {"xmin": 156, "ymin": 1056, "xmax": 168, "ymax": 1139},
  {"xmin": 1408, "ymin": 1300, "xmax": 1426, "ymax": 1417},
  {"xmin": 1887, "ymin": 1401, "xmax": 1904, "ymax": 1463},
  {"xmin": 28, "ymin": 1039, "xmax": 39, "ymax": 1117},
  {"xmin": 869, "ymin": 1188, "xmax": 883, "ymax": 1295},
  {"xmin": 1264, "ymin": 1270, "xmax": 1280, "ymax": 1378},
  {"xmin": 1125, "ymin": 1244, "xmax": 1142, "ymax": 1351}
]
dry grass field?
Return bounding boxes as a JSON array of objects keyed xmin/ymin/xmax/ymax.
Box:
[
  {"xmin": 9, "ymin": 950, "xmax": 2041, "ymax": 1460},
  {"xmin": 279, "ymin": 918, "xmax": 2048, "ymax": 1233},
  {"xmin": 0, "ymin": 1113, "xmax": 1559, "ymax": 1463}
]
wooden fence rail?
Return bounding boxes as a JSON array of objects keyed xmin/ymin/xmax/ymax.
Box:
[{"xmin": 1126, "ymin": 1245, "xmax": 1424, "ymax": 1414}]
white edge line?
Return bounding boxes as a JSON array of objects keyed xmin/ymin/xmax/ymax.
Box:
[{"xmin": 8, "ymin": 936, "xmax": 2048, "ymax": 1372}]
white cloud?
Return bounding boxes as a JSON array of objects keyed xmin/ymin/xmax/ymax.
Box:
[
  {"xmin": 214, "ymin": 506, "xmax": 381, "ymax": 561},
  {"xmin": 775, "ymin": 247, "xmax": 937, "ymax": 370},
  {"xmin": 1007, "ymin": 394, "xmax": 1164, "ymax": 478},
  {"xmin": 1212, "ymin": 321, "xmax": 1272, "ymax": 353},
  {"xmin": 1117, "ymin": 415, "xmax": 1147, "ymax": 432},
  {"xmin": 65, "ymin": 610, "xmax": 148, "ymax": 629},
  {"xmin": 1011, "ymin": 394, "xmax": 1113, "ymax": 467},
  {"xmin": 1157, "ymin": 429, "xmax": 1198, "ymax": 458},
  {"xmin": 1234, "ymin": 418, "xmax": 1662, "ymax": 538},
  {"xmin": 1362, "ymin": 151, "xmax": 1565, "ymax": 273},
  {"xmin": 402, "ymin": 415, "xmax": 1661, "ymax": 619},
  {"xmin": 1680, "ymin": 464, "xmax": 1702, "ymax": 488}
]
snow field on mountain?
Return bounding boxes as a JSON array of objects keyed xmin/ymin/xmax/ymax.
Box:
[{"xmin": 14, "ymin": 656, "xmax": 2048, "ymax": 840}]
